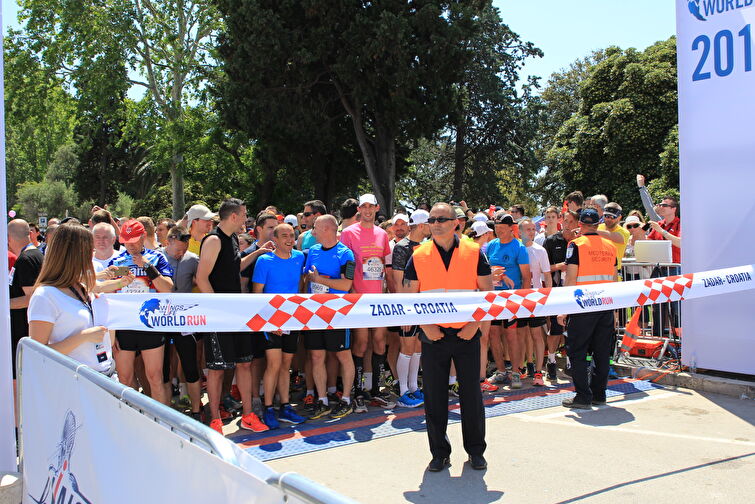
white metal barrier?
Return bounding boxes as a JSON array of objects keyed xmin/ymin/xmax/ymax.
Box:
[{"xmin": 17, "ymin": 338, "xmax": 357, "ymax": 504}]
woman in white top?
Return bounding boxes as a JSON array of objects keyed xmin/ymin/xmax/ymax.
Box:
[{"xmin": 28, "ymin": 224, "xmax": 116, "ymax": 375}]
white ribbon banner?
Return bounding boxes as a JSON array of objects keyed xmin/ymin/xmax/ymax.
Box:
[{"xmin": 97, "ymin": 264, "xmax": 755, "ymax": 333}]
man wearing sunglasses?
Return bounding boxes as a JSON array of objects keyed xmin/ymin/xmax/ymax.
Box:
[
  {"xmin": 648, "ymin": 196, "xmax": 681, "ymax": 264},
  {"xmin": 401, "ymin": 202, "xmax": 492, "ymax": 472},
  {"xmin": 597, "ymin": 202, "xmax": 630, "ymax": 269},
  {"xmin": 297, "ymin": 200, "xmax": 327, "ymax": 252}
]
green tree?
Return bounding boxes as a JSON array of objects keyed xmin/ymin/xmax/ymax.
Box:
[
  {"xmin": 544, "ymin": 38, "xmax": 678, "ymax": 210},
  {"xmin": 21, "ymin": 0, "xmax": 222, "ymax": 219},
  {"xmin": 217, "ymin": 0, "xmax": 490, "ymax": 214},
  {"xmin": 14, "ymin": 180, "xmax": 79, "ymax": 221},
  {"xmin": 3, "ymin": 30, "xmax": 77, "ymax": 205}
]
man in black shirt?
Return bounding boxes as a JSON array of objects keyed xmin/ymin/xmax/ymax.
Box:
[
  {"xmin": 196, "ymin": 198, "xmax": 268, "ymax": 435},
  {"xmin": 402, "ymin": 203, "xmax": 492, "ymax": 472},
  {"xmin": 543, "ymin": 210, "xmax": 579, "ymax": 380},
  {"xmin": 8, "ymin": 219, "xmax": 44, "ymax": 379}
]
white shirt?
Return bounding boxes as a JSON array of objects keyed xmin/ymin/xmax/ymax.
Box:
[
  {"xmin": 93, "ymin": 250, "xmax": 118, "ymax": 273},
  {"xmin": 28, "ymin": 285, "xmax": 113, "ymax": 373},
  {"xmin": 526, "ymin": 242, "xmax": 551, "ymax": 288}
]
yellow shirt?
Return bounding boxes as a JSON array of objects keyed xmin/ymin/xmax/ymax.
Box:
[
  {"xmin": 188, "ymin": 237, "xmax": 202, "ymax": 256},
  {"xmin": 598, "ymin": 223, "xmax": 630, "ymax": 269}
]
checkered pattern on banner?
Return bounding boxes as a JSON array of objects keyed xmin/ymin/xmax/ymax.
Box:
[
  {"xmin": 472, "ymin": 288, "xmax": 552, "ymax": 322},
  {"xmin": 246, "ymin": 293, "xmax": 362, "ymax": 331},
  {"xmin": 635, "ymin": 274, "xmax": 694, "ymax": 306}
]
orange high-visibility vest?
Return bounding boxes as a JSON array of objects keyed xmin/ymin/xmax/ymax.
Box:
[
  {"xmin": 412, "ymin": 238, "xmax": 480, "ymax": 328},
  {"xmin": 572, "ymin": 234, "xmax": 617, "ymax": 285}
]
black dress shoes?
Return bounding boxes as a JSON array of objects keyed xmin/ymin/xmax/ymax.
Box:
[
  {"xmin": 468, "ymin": 455, "xmax": 487, "ymax": 470},
  {"xmin": 427, "ymin": 456, "xmax": 451, "ymax": 472},
  {"xmin": 562, "ymin": 397, "xmax": 592, "ymax": 409}
]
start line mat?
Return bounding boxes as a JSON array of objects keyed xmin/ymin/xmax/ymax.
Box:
[{"xmin": 233, "ymin": 378, "xmax": 663, "ymax": 462}]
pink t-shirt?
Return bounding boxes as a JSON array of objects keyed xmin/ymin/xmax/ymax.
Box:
[{"xmin": 340, "ymin": 222, "xmax": 391, "ymax": 293}]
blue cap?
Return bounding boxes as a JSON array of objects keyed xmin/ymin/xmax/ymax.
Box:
[{"xmin": 579, "ymin": 208, "xmax": 600, "ymax": 225}]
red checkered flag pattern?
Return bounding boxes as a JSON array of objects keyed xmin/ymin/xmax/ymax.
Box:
[
  {"xmin": 246, "ymin": 293, "xmax": 362, "ymax": 332},
  {"xmin": 472, "ymin": 288, "xmax": 552, "ymax": 322},
  {"xmin": 635, "ymin": 274, "xmax": 694, "ymax": 306}
]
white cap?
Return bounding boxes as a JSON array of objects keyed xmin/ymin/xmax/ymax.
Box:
[
  {"xmin": 472, "ymin": 221, "xmax": 492, "ymax": 237},
  {"xmin": 186, "ymin": 204, "xmax": 216, "ymax": 227},
  {"xmin": 284, "ymin": 214, "xmax": 298, "ymax": 227},
  {"xmin": 625, "ymin": 215, "xmax": 641, "ymax": 225},
  {"xmin": 473, "ymin": 212, "xmax": 488, "ymax": 222},
  {"xmin": 409, "ymin": 209, "xmax": 430, "ymax": 225},
  {"xmin": 358, "ymin": 194, "xmax": 378, "ymax": 206},
  {"xmin": 392, "ymin": 213, "xmax": 409, "ymax": 224}
]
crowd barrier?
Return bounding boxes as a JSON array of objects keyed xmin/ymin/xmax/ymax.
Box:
[
  {"xmin": 16, "ymin": 338, "xmax": 356, "ymax": 504},
  {"xmin": 616, "ymin": 260, "xmax": 682, "ymax": 363}
]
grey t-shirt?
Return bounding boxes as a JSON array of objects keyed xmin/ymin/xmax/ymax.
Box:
[{"xmin": 165, "ymin": 251, "xmax": 199, "ymax": 293}]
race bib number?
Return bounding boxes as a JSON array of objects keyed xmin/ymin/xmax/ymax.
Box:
[
  {"xmin": 8, "ymin": 267, "xmax": 14, "ymax": 286},
  {"xmin": 120, "ymin": 278, "xmax": 150, "ymax": 294},
  {"xmin": 362, "ymin": 257, "xmax": 384, "ymax": 281},
  {"xmin": 95, "ymin": 341, "xmax": 108, "ymax": 363},
  {"xmin": 311, "ymin": 282, "xmax": 330, "ymax": 294}
]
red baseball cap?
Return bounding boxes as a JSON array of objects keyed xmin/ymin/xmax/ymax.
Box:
[{"xmin": 119, "ymin": 219, "xmax": 146, "ymax": 244}]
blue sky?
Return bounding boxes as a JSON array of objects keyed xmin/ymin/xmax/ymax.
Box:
[
  {"xmin": 3, "ymin": 0, "xmax": 677, "ymax": 87},
  {"xmin": 493, "ymin": 0, "xmax": 677, "ymax": 84}
]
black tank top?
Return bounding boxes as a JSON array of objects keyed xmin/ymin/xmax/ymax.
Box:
[{"xmin": 201, "ymin": 227, "xmax": 241, "ymax": 293}]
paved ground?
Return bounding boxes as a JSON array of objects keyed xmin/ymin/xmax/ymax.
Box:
[{"xmin": 264, "ymin": 387, "xmax": 755, "ymax": 503}]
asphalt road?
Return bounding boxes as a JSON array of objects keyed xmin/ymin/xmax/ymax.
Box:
[{"xmin": 266, "ymin": 387, "xmax": 755, "ymax": 503}]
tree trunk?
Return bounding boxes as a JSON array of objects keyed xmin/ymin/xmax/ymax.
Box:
[
  {"xmin": 170, "ymin": 153, "xmax": 185, "ymax": 220},
  {"xmin": 452, "ymin": 118, "xmax": 466, "ymax": 202}
]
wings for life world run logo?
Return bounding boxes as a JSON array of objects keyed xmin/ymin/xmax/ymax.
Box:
[
  {"xmin": 31, "ymin": 410, "xmax": 92, "ymax": 504},
  {"xmin": 139, "ymin": 298, "xmax": 206, "ymax": 329},
  {"xmin": 687, "ymin": 0, "xmax": 754, "ymax": 21},
  {"xmin": 573, "ymin": 288, "xmax": 614, "ymax": 310}
]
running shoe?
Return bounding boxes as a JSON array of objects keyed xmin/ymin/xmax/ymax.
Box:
[
  {"xmin": 302, "ymin": 393, "xmax": 316, "ymax": 416},
  {"xmin": 370, "ymin": 391, "xmax": 396, "ymax": 409},
  {"xmin": 278, "ymin": 404, "xmax": 306, "ymax": 425},
  {"xmin": 533, "ymin": 372, "xmax": 545, "ymax": 387},
  {"xmin": 240, "ymin": 412, "xmax": 269, "ymax": 433},
  {"xmin": 526, "ymin": 362, "xmax": 536, "ymax": 378},
  {"xmin": 230, "ymin": 384, "xmax": 242, "ymax": 402},
  {"xmin": 412, "ymin": 389, "xmax": 425, "ymax": 401},
  {"xmin": 309, "ymin": 401, "xmax": 332, "ymax": 420},
  {"xmin": 504, "ymin": 360, "xmax": 513, "ymax": 371},
  {"xmin": 354, "ymin": 396, "xmax": 368, "ymax": 414},
  {"xmin": 327, "ymin": 391, "xmax": 343, "ymax": 404},
  {"xmin": 189, "ymin": 410, "xmax": 204, "ymax": 423},
  {"xmin": 209, "ymin": 418, "xmax": 224, "ymax": 435},
  {"xmin": 252, "ymin": 397, "xmax": 264, "ymax": 420},
  {"xmin": 330, "ymin": 400, "xmax": 354, "ymax": 419},
  {"xmin": 222, "ymin": 394, "xmax": 242, "ymax": 414},
  {"xmin": 511, "ymin": 372, "xmax": 522, "ymax": 389},
  {"xmin": 397, "ymin": 391, "xmax": 424, "ymax": 408},
  {"xmin": 448, "ymin": 382, "xmax": 460, "ymax": 397},
  {"xmin": 480, "ymin": 381, "xmax": 498, "ymax": 392},
  {"xmin": 218, "ymin": 405, "xmax": 233, "ymax": 420},
  {"xmin": 175, "ymin": 395, "xmax": 191, "ymax": 409},
  {"xmin": 519, "ymin": 367, "xmax": 528, "ymax": 379},
  {"xmin": 608, "ymin": 366, "xmax": 618, "ymax": 379},
  {"xmin": 488, "ymin": 371, "xmax": 510, "ymax": 385},
  {"xmin": 546, "ymin": 362, "xmax": 558, "ymax": 381},
  {"xmin": 264, "ymin": 407, "xmax": 280, "ymax": 429}
]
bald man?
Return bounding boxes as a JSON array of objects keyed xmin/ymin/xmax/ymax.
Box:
[{"xmin": 8, "ymin": 219, "xmax": 44, "ymax": 379}]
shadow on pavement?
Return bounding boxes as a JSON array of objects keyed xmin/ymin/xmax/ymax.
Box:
[
  {"xmin": 698, "ymin": 391, "xmax": 755, "ymax": 427},
  {"xmin": 564, "ymin": 405, "xmax": 636, "ymax": 426},
  {"xmin": 403, "ymin": 461, "xmax": 504, "ymax": 504}
]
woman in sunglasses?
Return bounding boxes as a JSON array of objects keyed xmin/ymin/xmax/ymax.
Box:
[{"xmin": 623, "ymin": 215, "xmax": 647, "ymax": 258}]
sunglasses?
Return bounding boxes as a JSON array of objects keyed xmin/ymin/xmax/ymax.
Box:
[
  {"xmin": 603, "ymin": 213, "xmax": 619, "ymax": 219},
  {"xmin": 427, "ymin": 216, "xmax": 455, "ymax": 224},
  {"xmin": 626, "ymin": 224, "xmax": 641, "ymax": 229},
  {"xmin": 657, "ymin": 203, "xmax": 675, "ymax": 208},
  {"xmin": 302, "ymin": 211, "xmax": 313, "ymax": 217}
]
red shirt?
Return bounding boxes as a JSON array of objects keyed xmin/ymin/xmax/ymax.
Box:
[
  {"xmin": 647, "ymin": 216, "xmax": 680, "ymax": 263},
  {"xmin": 7, "ymin": 251, "xmax": 16, "ymax": 271}
]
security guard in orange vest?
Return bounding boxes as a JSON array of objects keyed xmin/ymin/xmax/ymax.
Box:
[
  {"xmin": 402, "ymin": 202, "xmax": 493, "ymax": 472},
  {"xmin": 557, "ymin": 208, "xmax": 617, "ymax": 409}
]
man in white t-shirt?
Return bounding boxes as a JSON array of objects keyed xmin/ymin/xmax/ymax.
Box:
[
  {"xmin": 92, "ymin": 222, "xmax": 119, "ymax": 273},
  {"xmin": 520, "ymin": 219, "xmax": 552, "ymax": 386}
]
